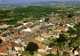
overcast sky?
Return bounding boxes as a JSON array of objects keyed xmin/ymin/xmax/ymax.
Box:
[
  {"xmin": 0, "ymin": 0, "xmax": 80, "ymax": 4},
  {"xmin": 0, "ymin": 0, "xmax": 79, "ymax": 2}
]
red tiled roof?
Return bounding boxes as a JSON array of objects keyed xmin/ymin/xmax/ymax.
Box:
[{"xmin": 0, "ymin": 45, "xmax": 7, "ymax": 53}]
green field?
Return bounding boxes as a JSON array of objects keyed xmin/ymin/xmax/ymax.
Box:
[{"xmin": 0, "ymin": 6, "xmax": 80, "ymax": 25}]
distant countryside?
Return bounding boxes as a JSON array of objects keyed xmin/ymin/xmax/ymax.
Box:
[{"xmin": 0, "ymin": 0, "xmax": 80, "ymax": 56}]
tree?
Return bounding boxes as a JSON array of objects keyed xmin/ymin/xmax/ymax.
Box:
[
  {"xmin": 0, "ymin": 39, "xmax": 3, "ymax": 44},
  {"xmin": 25, "ymin": 42, "xmax": 39, "ymax": 55},
  {"xmin": 67, "ymin": 23, "xmax": 80, "ymax": 47},
  {"xmin": 44, "ymin": 33, "xmax": 68, "ymax": 56}
]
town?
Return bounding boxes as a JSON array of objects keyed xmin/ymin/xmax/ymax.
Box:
[{"xmin": 0, "ymin": 5, "xmax": 80, "ymax": 56}]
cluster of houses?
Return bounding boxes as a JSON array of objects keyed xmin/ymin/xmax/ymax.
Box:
[{"xmin": 0, "ymin": 16, "xmax": 80, "ymax": 56}]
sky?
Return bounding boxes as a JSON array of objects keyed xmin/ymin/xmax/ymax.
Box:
[
  {"xmin": 0, "ymin": 0, "xmax": 78, "ymax": 2},
  {"xmin": 0, "ymin": 0, "xmax": 80, "ymax": 4}
]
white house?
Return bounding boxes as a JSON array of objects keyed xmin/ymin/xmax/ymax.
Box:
[{"xmin": 21, "ymin": 28, "xmax": 32, "ymax": 33}]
